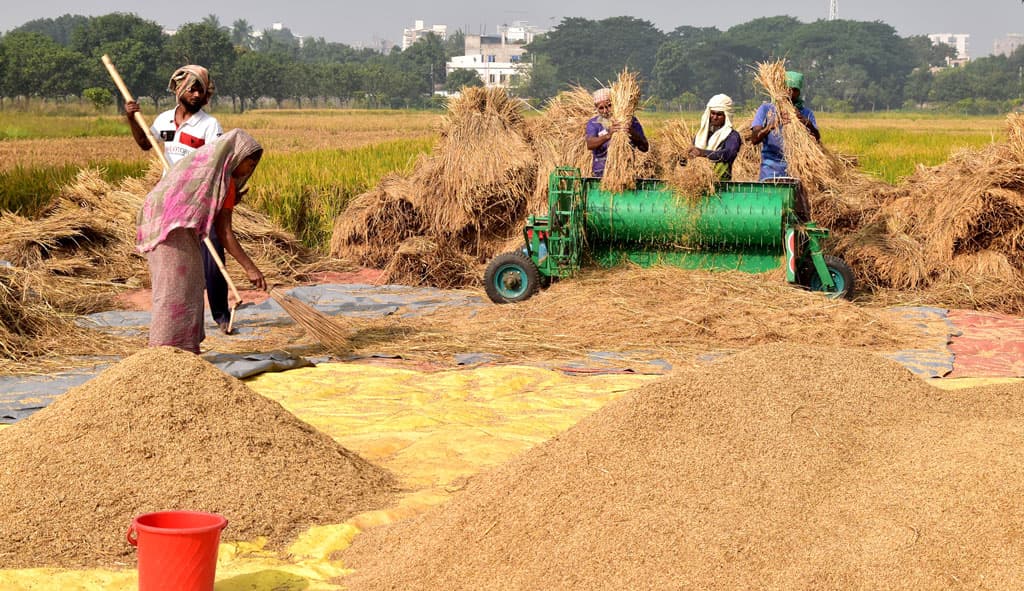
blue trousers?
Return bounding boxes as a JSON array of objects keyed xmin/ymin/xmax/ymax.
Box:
[{"xmin": 202, "ymin": 229, "xmax": 230, "ymax": 325}]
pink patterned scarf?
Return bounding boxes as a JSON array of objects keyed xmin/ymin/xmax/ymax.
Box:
[{"xmin": 136, "ymin": 129, "xmax": 262, "ymax": 253}]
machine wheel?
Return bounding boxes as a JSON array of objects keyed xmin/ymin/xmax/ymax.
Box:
[
  {"xmin": 806, "ymin": 255, "xmax": 855, "ymax": 300},
  {"xmin": 484, "ymin": 251, "xmax": 541, "ymax": 304}
]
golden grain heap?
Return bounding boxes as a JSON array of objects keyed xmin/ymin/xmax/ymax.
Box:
[
  {"xmin": 341, "ymin": 343, "xmax": 1024, "ymax": 590},
  {"xmin": 0, "ymin": 346, "xmax": 397, "ymax": 569}
]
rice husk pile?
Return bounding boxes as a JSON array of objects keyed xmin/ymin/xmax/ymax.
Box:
[
  {"xmin": 341, "ymin": 343, "xmax": 1024, "ymax": 590},
  {"xmin": 834, "ymin": 114, "xmax": 1024, "ymax": 311},
  {"xmin": 0, "ymin": 346, "xmax": 396, "ymax": 568},
  {"xmin": 599, "ymin": 70, "xmax": 644, "ymax": 193}
]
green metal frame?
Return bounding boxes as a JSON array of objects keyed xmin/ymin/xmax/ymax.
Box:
[{"xmin": 520, "ymin": 167, "xmax": 841, "ymax": 294}]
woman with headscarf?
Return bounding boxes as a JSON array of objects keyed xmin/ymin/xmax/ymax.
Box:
[
  {"xmin": 125, "ymin": 65, "xmax": 239, "ymax": 334},
  {"xmin": 687, "ymin": 93, "xmax": 742, "ymax": 181},
  {"xmin": 750, "ymin": 70, "xmax": 821, "ymax": 180},
  {"xmin": 136, "ymin": 129, "xmax": 268, "ymax": 354}
]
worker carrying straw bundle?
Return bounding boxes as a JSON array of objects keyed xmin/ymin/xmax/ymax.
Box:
[
  {"xmin": 585, "ymin": 85, "xmax": 649, "ymax": 183},
  {"xmin": 751, "ymin": 69, "xmax": 821, "ymax": 181}
]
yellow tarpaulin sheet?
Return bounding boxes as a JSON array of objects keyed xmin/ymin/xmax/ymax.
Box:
[{"xmin": 0, "ymin": 363, "xmax": 657, "ymax": 590}]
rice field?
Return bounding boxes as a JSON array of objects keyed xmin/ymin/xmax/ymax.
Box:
[{"xmin": 0, "ymin": 107, "xmax": 1011, "ymax": 245}]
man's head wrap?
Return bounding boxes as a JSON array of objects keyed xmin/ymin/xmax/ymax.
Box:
[
  {"xmin": 706, "ymin": 94, "xmax": 733, "ymax": 115},
  {"xmin": 785, "ymin": 71, "xmax": 804, "ymax": 91},
  {"xmin": 592, "ymin": 88, "xmax": 611, "ymax": 104},
  {"xmin": 694, "ymin": 94, "xmax": 735, "ymax": 152},
  {"xmin": 168, "ymin": 65, "xmax": 215, "ymax": 99}
]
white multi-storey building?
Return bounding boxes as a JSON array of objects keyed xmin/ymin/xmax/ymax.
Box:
[
  {"xmin": 928, "ymin": 33, "xmax": 971, "ymax": 61},
  {"xmin": 444, "ymin": 23, "xmax": 546, "ymax": 89},
  {"xmin": 403, "ymin": 20, "xmax": 448, "ymax": 50},
  {"xmin": 994, "ymin": 34, "xmax": 1024, "ymax": 58}
]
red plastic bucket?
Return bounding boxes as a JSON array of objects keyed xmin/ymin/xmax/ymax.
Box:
[{"xmin": 127, "ymin": 511, "xmax": 228, "ymax": 591}]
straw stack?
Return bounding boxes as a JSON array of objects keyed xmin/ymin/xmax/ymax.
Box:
[
  {"xmin": 600, "ymin": 69, "xmax": 644, "ymax": 193},
  {"xmin": 527, "ymin": 87, "xmax": 596, "ymax": 212},
  {"xmin": 833, "ymin": 114, "xmax": 1024, "ymax": 311},
  {"xmin": 330, "ymin": 173, "xmax": 423, "ymax": 267},
  {"xmin": 382, "ymin": 236, "xmax": 479, "ymax": 289}
]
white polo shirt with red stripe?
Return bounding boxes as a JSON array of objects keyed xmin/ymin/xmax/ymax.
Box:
[{"xmin": 149, "ymin": 109, "xmax": 223, "ymax": 165}]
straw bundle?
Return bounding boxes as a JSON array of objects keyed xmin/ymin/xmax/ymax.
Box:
[
  {"xmin": 412, "ymin": 87, "xmax": 535, "ymax": 236},
  {"xmin": 731, "ymin": 117, "xmax": 763, "ymax": 182},
  {"xmin": 330, "ymin": 173, "xmax": 423, "ymax": 267},
  {"xmin": 268, "ymin": 287, "xmax": 352, "ymax": 355},
  {"xmin": 753, "ymin": 60, "xmax": 846, "ymax": 192},
  {"xmin": 600, "ymin": 70, "xmax": 644, "ymax": 193},
  {"xmin": 527, "ymin": 87, "xmax": 596, "ymax": 212},
  {"xmin": 382, "ymin": 236, "xmax": 479, "ymax": 289},
  {"xmin": 658, "ymin": 119, "xmax": 717, "ymax": 199}
]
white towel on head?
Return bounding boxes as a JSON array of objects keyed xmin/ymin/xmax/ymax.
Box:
[
  {"xmin": 592, "ymin": 88, "xmax": 611, "ymax": 104},
  {"xmin": 694, "ymin": 94, "xmax": 734, "ymax": 151}
]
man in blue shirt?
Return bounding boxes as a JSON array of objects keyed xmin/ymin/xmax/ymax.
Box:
[
  {"xmin": 585, "ymin": 88, "xmax": 649, "ymax": 178},
  {"xmin": 686, "ymin": 93, "xmax": 742, "ymax": 181},
  {"xmin": 750, "ymin": 70, "xmax": 820, "ymax": 181}
]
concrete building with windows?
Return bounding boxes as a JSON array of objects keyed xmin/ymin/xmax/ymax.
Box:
[
  {"xmin": 444, "ymin": 22, "xmax": 545, "ymax": 89},
  {"xmin": 994, "ymin": 34, "xmax": 1024, "ymax": 58},
  {"xmin": 403, "ymin": 20, "xmax": 448, "ymax": 50},
  {"xmin": 928, "ymin": 33, "xmax": 971, "ymax": 62}
]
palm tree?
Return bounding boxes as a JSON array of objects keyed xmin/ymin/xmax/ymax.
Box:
[
  {"xmin": 202, "ymin": 14, "xmax": 224, "ymax": 31},
  {"xmin": 232, "ymin": 19, "xmax": 254, "ymax": 49}
]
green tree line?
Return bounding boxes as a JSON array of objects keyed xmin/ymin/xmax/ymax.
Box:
[{"xmin": 3, "ymin": 12, "xmax": 1023, "ymax": 113}]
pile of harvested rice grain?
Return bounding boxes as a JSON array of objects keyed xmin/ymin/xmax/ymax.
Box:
[
  {"xmin": 0, "ymin": 346, "xmax": 396, "ymax": 569},
  {"xmin": 342, "ymin": 343, "xmax": 1024, "ymax": 590}
]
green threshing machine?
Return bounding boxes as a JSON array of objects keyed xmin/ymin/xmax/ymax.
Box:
[{"xmin": 483, "ymin": 167, "xmax": 854, "ymax": 303}]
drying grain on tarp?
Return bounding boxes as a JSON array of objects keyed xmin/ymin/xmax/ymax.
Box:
[
  {"xmin": 341, "ymin": 343, "xmax": 1024, "ymax": 590},
  {"xmin": 0, "ymin": 347, "xmax": 396, "ymax": 569},
  {"xmin": 599, "ymin": 70, "xmax": 644, "ymax": 193},
  {"xmin": 349, "ymin": 266, "xmax": 926, "ymax": 365}
]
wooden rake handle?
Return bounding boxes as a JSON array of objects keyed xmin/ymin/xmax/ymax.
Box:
[
  {"xmin": 102, "ymin": 54, "xmax": 170, "ymax": 171},
  {"xmin": 102, "ymin": 54, "xmax": 243, "ymax": 310}
]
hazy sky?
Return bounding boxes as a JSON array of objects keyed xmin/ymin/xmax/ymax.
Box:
[{"xmin": 3, "ymin": 0, "xmax": 1021, "ymax": 58}]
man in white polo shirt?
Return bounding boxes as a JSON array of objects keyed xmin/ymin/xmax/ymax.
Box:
[{"xmin": 125, "ymin": 65, "xmax": 234, "ymax": 334}]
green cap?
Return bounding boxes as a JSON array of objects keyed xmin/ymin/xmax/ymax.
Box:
[{"xmin": 785, "ymin": 71, "xmax": 804, "ymax": 91}]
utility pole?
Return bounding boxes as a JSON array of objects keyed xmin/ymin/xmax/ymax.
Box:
[{"xmin": 828, "ymin": 0, "xmax": 839, "ymax": 20}]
